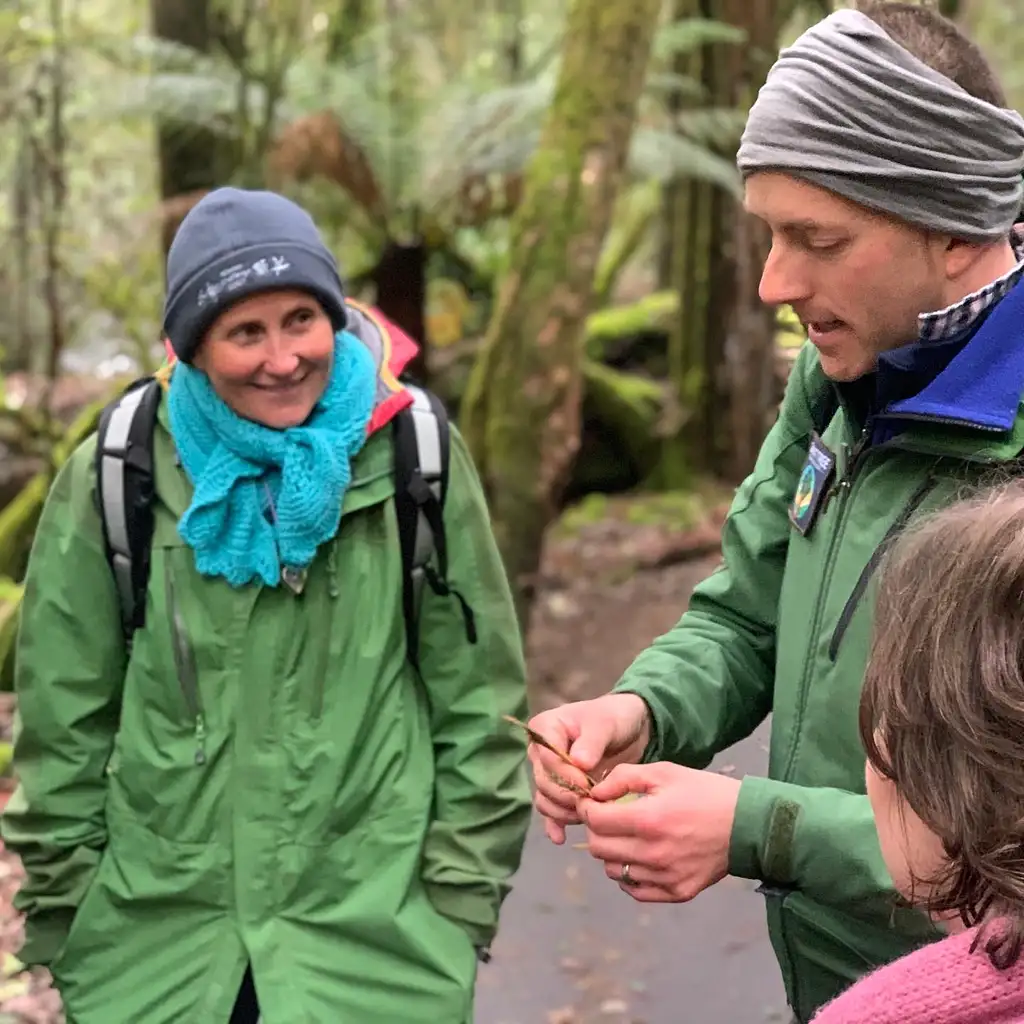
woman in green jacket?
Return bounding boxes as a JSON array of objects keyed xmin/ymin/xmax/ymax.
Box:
[{"xmin": 1, "ymin": 187, "xmax": 531, "ymax": 1023}]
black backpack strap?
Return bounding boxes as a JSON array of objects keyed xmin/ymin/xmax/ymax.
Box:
[
  {"xmin": 393, "ymin": 385, "xmax": 476, "ymax": 673},
  {"xmin": 94, "ymin": 377, "xmax": 162, "ymax": 647}
]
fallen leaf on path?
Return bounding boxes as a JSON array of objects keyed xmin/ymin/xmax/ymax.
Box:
[{"xmin": 546, "ymin": 1007, "xmax": 578, "ymax": 1024}]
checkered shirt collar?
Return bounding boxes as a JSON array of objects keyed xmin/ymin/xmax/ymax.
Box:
[{"xmin": 918, "ymin": 224, "xmax": 1024, "ymax": 344}]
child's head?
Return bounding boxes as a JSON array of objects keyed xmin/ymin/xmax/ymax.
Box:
[{"xmin": 860, "ymin": 481, "xmax": 1024, "ymax": 968}]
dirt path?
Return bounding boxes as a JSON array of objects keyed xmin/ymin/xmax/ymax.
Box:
[{"xmin": 476, "ymin": 555, "xmax": 788, "ymax": 1024}]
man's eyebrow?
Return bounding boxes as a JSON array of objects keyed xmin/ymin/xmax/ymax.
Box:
[
  {"xmin": 777, "ymin": 218, "xmax": 845, "ymax": 233},
  {"xmin": 743, "ymin": 204, "xmax": 845, "ymax": 234}
]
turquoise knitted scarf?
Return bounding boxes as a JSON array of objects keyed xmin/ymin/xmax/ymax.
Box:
[{"xmin": 168, "ymin": 330, "xmax": 377, "ymax": 588}]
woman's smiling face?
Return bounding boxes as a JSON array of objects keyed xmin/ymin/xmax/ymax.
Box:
[{"xmin": 192, "ymin": 289, "xmax": 336, "ymax": 429}]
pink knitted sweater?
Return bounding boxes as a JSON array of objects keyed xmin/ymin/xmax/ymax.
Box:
[{"xmin": 812, "ymin": 926, "xmax": 1024, "ymax": 1024}]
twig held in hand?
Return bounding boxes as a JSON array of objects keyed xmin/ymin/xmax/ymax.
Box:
[{"xmin": 502, "ymin": 714, "xmax": 598, "ymax": 788}]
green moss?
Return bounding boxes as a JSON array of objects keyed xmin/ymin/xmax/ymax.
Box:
[
  {"xmin": 553, "ymin": 483, "xmax": 729, "ymax": 540},
  {"xmin": 0, "ymin": 577, "xmax": 23, "ymax": 694},
  {"xmin": 622, "ymin": 490, "xmax": 702, "ymax": 528},
  {"xmin": 585, "ymin": 291, "xmax": 678, "ymax": 359},
  {"xmin": 555, "ymin": 493, "xmax": 610, "ymax": 536}
]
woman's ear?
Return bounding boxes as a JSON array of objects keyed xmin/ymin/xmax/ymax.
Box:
[{"xmin": 163, "ymin": 337, "xmax": 176, "ymax": 364}]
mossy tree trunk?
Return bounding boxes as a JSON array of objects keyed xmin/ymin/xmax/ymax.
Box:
[
  {"xmin": 714, "ymin": 0, "xmax": 781, "ymax": 481},
  {"xmin": 660, "ymin": 0, "xmax": 732, "ymax": 483},
  {"xmin": 665, "ymin": 0, "xmax": 782, "ymax": 483},
  {"xmin": 657, "ymin": 0, "xmax": 700, "ymax": 293},
  {"xmin": 460, "ymin": 0, "xmax": 661, "ymax": 634}
]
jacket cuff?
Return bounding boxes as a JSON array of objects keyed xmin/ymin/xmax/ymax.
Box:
[{"xmin": 728, "ymin": 775, "xmax": 801, "ymax": 883}]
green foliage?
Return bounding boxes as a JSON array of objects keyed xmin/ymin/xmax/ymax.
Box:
[
  {"xmin": 555, "ymin": 488, "xmax": 711, "ymax": 536},
  {"xmin": 963, "ymin": 1, "xmax": 1024, "ymax": 111},
  {"xmin": 586, "ymin": 290, "xmax": 678, "ymax": 358},
  {"xmin": 0, "ymin": 0, "xmax": 752, "ymax": 379},
  {"xmin": 653, "ymin": 17, "xmax": 748, "ymax": 58},
  {"xmin": 0, "ymin": 577, "xmax": 23, "ymax": 694},
  {"xmin": 79, "ymin": 250, "xmax": 164, "ymax": 374},
  {"xmin": 594, "ymin": 181, "xmax": 662, "ymax": 304},
  {"xmin": 629, "ymin": 128, "xmax": 740, "ymax": 195},
  {"xmin": 0, "ymin": 0, "xmax": 159, "ymax": 376}
]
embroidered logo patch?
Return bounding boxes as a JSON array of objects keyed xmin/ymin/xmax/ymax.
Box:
[
  {"xmin": 196, "ymin": 255, "xmax": 293, "ymax": 309},
  {"xmin": 789, "ymin": 433, "xmax": 836, "ymax": 536}
]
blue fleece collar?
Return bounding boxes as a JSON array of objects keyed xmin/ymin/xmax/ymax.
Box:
[{"xmin": 880, "ymin": 276, "xmax": 1024, "ymax": 432}]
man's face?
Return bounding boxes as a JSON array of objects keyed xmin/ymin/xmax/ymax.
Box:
[{"xmin": 745, "ymin": 172, "xmax": 949, "ymax": 381}]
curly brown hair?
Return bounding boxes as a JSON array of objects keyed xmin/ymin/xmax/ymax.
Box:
[{"xmin": 860, "ymin": 480, "xmax": 1024, "ymax": 969}]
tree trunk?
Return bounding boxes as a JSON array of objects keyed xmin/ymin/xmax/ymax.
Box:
[
  {"xmin": 661, "ymin": 0, "xmax": 731, "ymax": 482},
  {"xmin": 666, "ymin": 0, "xmax": 782, "ymax": 482},
  {"xmin": 714, "ymin": 0, "xmax": 781, "ymax": 481},
  {"xmin": 657, "ymin": 0, "xmax": 700, "ymax": 291},
  {"xmin": 460, "ymin": 0, "xmax": 662, "ymax": 640},
  {"xmin": 151, "ymin": 0, "xmax": 239, "ymax": 252},
  {"xmin": 327, "ymin": 0, "xmax": 372, "ymax": 61},
  {"xmin": 503, "ymin": 0, "xmax": 524, "ymax": 81},
  {"xmin": 371, "ymin": 239, "xmax": 429, "ymax": 384}
]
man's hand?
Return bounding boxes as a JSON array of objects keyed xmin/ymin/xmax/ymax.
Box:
[
  {"xmin": 578, "ymin": 762, "xmax": 741, "ymax": 903},
  {"xmin": 527, "ymin": 694, "xmax": 651, "ymax": 845}
]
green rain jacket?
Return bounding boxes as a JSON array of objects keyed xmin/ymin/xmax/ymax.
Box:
[
  {"xmin": 616, "ymin": 274, "xmax": 1024, "ymax": 1022},
  {"xmin": 1, "ymin": 317, "xmax": 531, "ymax": 1023}
]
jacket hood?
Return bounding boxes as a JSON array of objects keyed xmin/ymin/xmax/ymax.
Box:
[{"xmin": 342, "ymin": 299, "xmax": 416, "ymax": 434}]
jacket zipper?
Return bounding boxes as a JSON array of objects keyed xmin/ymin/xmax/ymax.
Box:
[
  {"xmin": 794, "ymin": 419, "xmax": 1002, "ymax": 712},
  {"xmin": 165, "ymin": 566, "xmax": 208, "ymax": 766},
  {"xmin": 871, "ymin": 411, "xmax": 1005, "ymax": 433},
  {"xmin": 820, "ymin": 419, "xmax": 873, "ymax": 513},
  {"xmin": 310, "ymin": 540, "xmax": 339, "ymax": 721},
  {"xmin": 827, "ymin": 474, "xmax": 938, "ymax": 661},
  {"xmin": 780, "ymin": 425, "xmax": 869, "ymax": 781}
]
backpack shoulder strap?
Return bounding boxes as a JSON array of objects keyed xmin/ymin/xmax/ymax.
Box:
[
  {"xmin": 95, "ymin": 377, "xmax": 162, "ymax": 646},
  {"xmin": 393, "ymin": 385, "xmax": 476, "ymax": 672}
]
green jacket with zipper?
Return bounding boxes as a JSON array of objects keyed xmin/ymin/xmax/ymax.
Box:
[
  {"xmin": 1, "ymin": 394, "xmax": 531, "ymax": 1023},
  {"xmin": 615, "ymin": 315, "xmax": 1024, "ymax": 1021}
]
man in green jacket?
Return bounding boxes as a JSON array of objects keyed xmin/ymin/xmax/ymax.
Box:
[{"xmin": 527, "ymin": 5, "xmax": 1024, "ymax": 1021}]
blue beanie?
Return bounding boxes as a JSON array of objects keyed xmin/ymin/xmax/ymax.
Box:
[{"xmin": 162, "ymin": 187, "xmax": 348, "ymax": 363}]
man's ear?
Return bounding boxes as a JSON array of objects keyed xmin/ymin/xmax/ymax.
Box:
[
  {"xmin": 943, "ymin": 237, "xmax": 986, "ymax": 281},
  {"xmin": 163, "ymin": 337, "xmax": 176, "ymax": 364}
]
